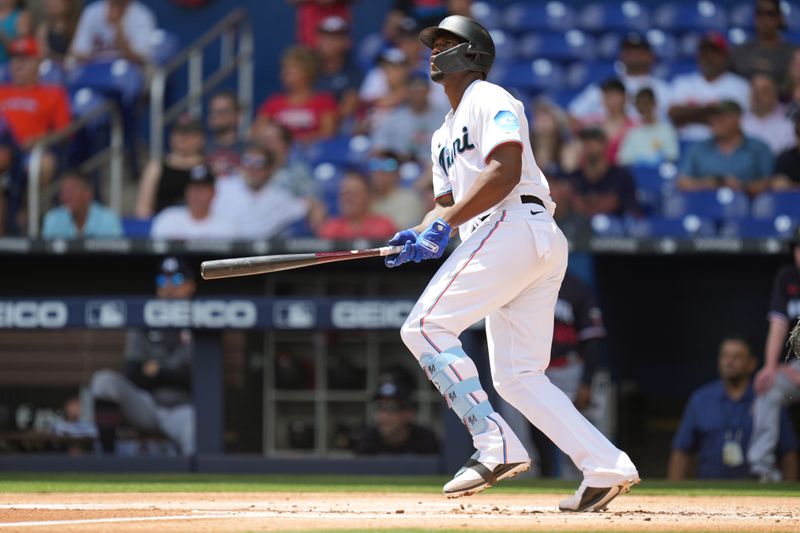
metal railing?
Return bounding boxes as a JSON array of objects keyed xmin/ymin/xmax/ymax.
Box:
[
  {"xmin": 28, "ymin": 101, "xmax": 124, "ymax": 237},
  {"xmin": 149, "ymin": 8, "xmax": 254, "ymax": 162}
]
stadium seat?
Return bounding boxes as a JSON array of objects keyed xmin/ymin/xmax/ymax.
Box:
[
  {"xmin": 502, "ymin": 1, "xmax": 576, "ymax": 33},
  {"xmin": 38, "ymin": 59, "xmax": 66, "ymax": 85},
  {"xmin": 785, "ymin": 1, "xmax": 800, "ymax": 31},
  {"xmin": 489, "ymin": 30, "xmax": 517, "ymax": 61},
  {"xmin": 518, "ymin": 30, "xmax": 596, "ymax": 62},
  {"xmin": 356, "ymin": 32, "xmax": 386, "ymax": 70},
  {"xmin": 728, "ymin": 2, "xmax": 754, "ymax": 29},
  {"xmin": 590, "ymin": 214, "xmax": 626, "ymax": 237},
  {"xmin": 631, "ymin": 162, "xmax": 679, "ymax": 213},
  {"xmin": 564, "ymin": 60, "xmax": 622, "ymax": 89},
  {"xmin": 654, "ymin": 59, "xmax": 697, "ymax": 81},
  {"xmin": 150, "ymin": 29, "xmax": 181, "ymax": 66},
  {"xmin": 122, "ymin": 217, "xmax": 153, "ymax": 238},
  {"xmin": 303, "ymin": 135, "xmax": 371, "ymax": 167},
  {"xmin": 68, "ymin": 59, "xmax": 145, "ymax": 105},
  {"xmin": 312, "ymin": 162, "xmax": 346, "ymax": 216},
  {"xmin": 70, "ymin": 87, "xmax": 107, "ymax": 119},
  {"xmin": 726, "ymin": 27, "xmax": 751, "ymax": 46},
  {"xmin": 645, "ymin": 29, "xmax": 680, "ymax": 60},
  {"xmin": 751, "ymin": 191, "xmax": 800, "ymax": 219},
  {"xmin": 719, "ymin": 216, "xmax": 798, "ymax": 238},
  {"xmin": 626, "ymin": 215, "xmax": 715, "ymax": 238},
  {"xmin": 489, "ymin": 59, "xmax": 565, "ymax": 92},
  {"xmin": 662, "ymin": 189, "xmax": 749, "ymax": 220},
  {"xmin": 653, "ymin": 1, "xmax": 728, "ymax": 33},
  {"xmin": 578, "ymin": 1, "xmax": 651, "ymax": 33},
  {"xmin": 471, "ymin": 1, "xmax": 503, "ymax": 29}
]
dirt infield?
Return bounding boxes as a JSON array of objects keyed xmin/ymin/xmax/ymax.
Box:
[{"xmin": 0, "ymin": 491, "xmax": 797, "ymax": 532}]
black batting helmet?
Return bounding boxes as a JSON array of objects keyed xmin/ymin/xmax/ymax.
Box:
[{"xmin": 419, "ymin": 15, "xmax": 495, "ymax": 77}]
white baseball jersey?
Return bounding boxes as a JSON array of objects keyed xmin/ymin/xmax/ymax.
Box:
[{"xmin": 430, "ymin": 80, "xmax": 554, "ymax": 241}]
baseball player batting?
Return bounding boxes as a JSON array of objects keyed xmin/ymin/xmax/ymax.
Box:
[{"xmin": 384, "ymin": 16, "xmax": 639, "ymax": 511}]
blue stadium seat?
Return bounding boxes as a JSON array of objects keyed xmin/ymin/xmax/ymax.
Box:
[
  {"xmin": 751, "ymin": 191, "xmax": 800, "ymax": 219},
  {"xmin": 591, "ymin": 214, "xmax": 626, "ymax": 237},
  {"xmin": 490, "ymin": 30, "xmax": 518, "ymax": 61},
  {"xmin": 312, "ymin": 162, "xmax": 346, "ymax": 216},
  {"xmin": 545, "ymin": 87, "xmax": 583, "ymax": 110},
  {"xmin": 70, "ymin": 87, "xmax": 107, "ymax": 119},
  {"xmin": 727, "ymin": 27, "xmax": 752, "ymax": 47},
  {"xmin": 122, "ymin": 217, "xmax": 153, "ymax": 238},
  {"xmin": 565, "ymin": 60, "xmax": 621, "ymax": 89},
  {"xmin": 728, "ymin": 2, "xmax": 754, "ymax": 29},
  {"xmin": 626, "ymin": 215, "xmax": 715, "ymax": 238},
  {"xmin": 356, "ymin": 32, "xmax": 386, "ymax": 70},
  {"xmin": 645, "ymin": 29, "xmax": 680, "ymax": 61},
  {"xmin": 719, "ymin": 216, "xmax": 798, "ymax": 238},
  {"xmin": 472, "ymin": 1, "xmax": 503, "ymax": 29},
  {"xmin": 662, "ymin": 189, "xmax": 749, "ymax": 220},
  {"xmin": 654, "ymin": 59, "xmax": 697, "ymax": 81},
  {"xmin": 785, "ymin": 1, "xmax": 800, "ymax": 31},
  {"xmin": 489, "ymin": 59, "xmax": 565, "ymax": 92},
  {"xmin": 150, "ymin": 29, "xmax": 181, "ymax": 67},
  {"xmin": 303, "ymin": 135, "xmax": 371, "ymax": 167},
  {"xmin": 630, "ymin": 162, "xmax": 679, "ymax": 213},
  {"xmin": 38, "ymin": 59, "xmax": 66, "ymax": 85},
  {"xmin": 68, "ymin": 59, "xmax": 145, "ymax": 105},
  {"xmin": 653, "ymin": 1, "xmax": 728, "ymax": 33},
  {"xmin": 578, "ymin": 1, "xmax": 651, "ymax": 33},
  {"xmin": 786, "ymin": 30, "xmax": 800, "ymax": 44},
  {"xmin": 518, "ymin": 30, "xmax": 596, "ymax": 62},
  {"xmin": 596, "ymin": 32, "xmax": 622, "ymax": 59},
  {"xmin": 502, "ymin": 1, "xmax": 576, "ymax": 33}
]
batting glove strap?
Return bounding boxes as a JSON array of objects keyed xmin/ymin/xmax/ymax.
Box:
[
  {"xmin": 385, "ymin": 229, "xmax": 419, "ymax": 268},
  {"xmin": 413, "ymin": 218, "xmax": 451, "ymax": 262}
]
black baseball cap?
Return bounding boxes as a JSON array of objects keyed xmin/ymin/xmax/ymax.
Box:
[
  {"xmin": 158, "ymin": 256, "xmax": 194, "ymax": 279},
  {"xmin": 709, "ymin": 99, "xmax": 743, "ymax": 115},
  {"xmin": 374, "ymin": 380, "xmax": 413, "ymax": 409},
  {"xmin": 578, "ymin": 125, "xmax": 607, "ymax": 141},
  {"xmin": 185, "ymin": 163, "xmax": 215, "ymax": 187},
  {"xmin": 621, "ymin": 32, "xmax": 651, "ymax": 51}
]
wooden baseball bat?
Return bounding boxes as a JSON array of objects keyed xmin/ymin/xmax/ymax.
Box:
[{"xmin": 201, "ymin": 245, "xmax": 404, "ymax": 280}]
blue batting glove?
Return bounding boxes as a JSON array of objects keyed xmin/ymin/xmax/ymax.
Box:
[
  {"xmin": 385, "ymin": 228, "xmax": 418, "ymax": 268},
  {"xmin": 411, "ymin": 218, "xmax": 451, "ymax": 263}
]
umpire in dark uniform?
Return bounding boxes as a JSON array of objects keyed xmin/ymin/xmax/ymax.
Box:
[{"xmin": 90, "ymin": 257, "xmax": 196, "ymax": 455}]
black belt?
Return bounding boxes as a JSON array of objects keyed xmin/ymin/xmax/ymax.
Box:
[{"xmin": 480, "ymin": 195, "xmax": 544, "ymax": 222}]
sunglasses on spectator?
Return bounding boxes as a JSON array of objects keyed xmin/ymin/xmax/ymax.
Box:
[
  {"xmin": 369, "ymin": 158, "xmax": 399, "ymax": 172},
  {"xmin": 756, "ymin": 8, "xmax": 780, "ymax": 16},
  {"xmin": 156, "ymin": 273, "xmax": 186, "ymax": 287},
  {"xmin": 242, "ymin": 153, "xmax": 268, "ymax": 169}
]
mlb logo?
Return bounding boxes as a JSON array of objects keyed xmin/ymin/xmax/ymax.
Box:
[
  {"xmin": 85, "ymin": 300, "xmax": 127, "ymax": 328},
  {"xmin": 273, "ymin": 301, "xmax": 316, "ymax": 329}
]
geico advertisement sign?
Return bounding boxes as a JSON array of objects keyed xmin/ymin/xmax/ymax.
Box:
[
  {"xmin": 331, "ymin": 301, "xmax": 413, "ymax": 328},
  {"xmin": 144, "ymin": 300, "xmax": 257, "ymax": 328},
  {"xmin": 0, "ymin": 301, "xmax": 68, "ymax": 328}
]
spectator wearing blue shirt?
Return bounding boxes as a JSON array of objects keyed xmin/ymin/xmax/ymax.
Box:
[
  {"xmin": 42, "ymin": 171, "xmax": 123, "ymax": 239},
  {"xmin": 677, "ymin": 100, "xmax": 774, "ymax": 197},
  {"xmin": 668, "ymin": 336, "xmax": 798, "ymax": 480}
]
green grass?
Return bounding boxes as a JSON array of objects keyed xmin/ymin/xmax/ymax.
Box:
[{"xmin": 0, "ymin": 473, "xmax": 797, "ymax": 497}]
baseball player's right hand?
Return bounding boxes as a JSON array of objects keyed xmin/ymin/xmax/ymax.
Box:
[{"xmin": 385, "ymin": 229, "xmax": 419, "ymax": 268}]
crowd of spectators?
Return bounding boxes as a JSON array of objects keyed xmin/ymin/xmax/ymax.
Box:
[{"xmin": 0, "ymin": 0, "xmax": 799, "ymax": 242}]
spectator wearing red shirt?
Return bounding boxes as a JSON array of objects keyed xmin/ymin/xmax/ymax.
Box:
[
  {"xmin": 318, "ymin": 171, "xmax": 396, "ymax": 240},
  {"xmin": 257, "ymin": 45, "xmax": 337, "ymax": 144},
  {"xmin": 0, "ymin": 37, "xmax": 70, "ymax": 148},
  {"xmin": 287, "ymin": 0, "xmax": 356, "ymax": 47}
]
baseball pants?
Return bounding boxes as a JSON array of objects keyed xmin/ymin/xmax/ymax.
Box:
[
  {"xmin": 401, "ymin": 206, "xmax": 637, "ymax": 486},
  {"xmin": 90, "ymin": 369, "xmax": 195, "ymax": 455}
]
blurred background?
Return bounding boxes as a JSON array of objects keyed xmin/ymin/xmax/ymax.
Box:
[{"xmin": 0, "ymin": 0, "xmax": 798, "ymax": 483}]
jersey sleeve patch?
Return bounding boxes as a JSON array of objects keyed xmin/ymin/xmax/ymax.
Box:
[{"xmin": 493, "ymin": 110, "xmax": 520, "ymax": 132}]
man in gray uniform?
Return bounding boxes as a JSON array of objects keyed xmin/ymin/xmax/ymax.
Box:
[
  {"xmin": 91, "ymin": 256, "xmax": 195, "ymax": 455},
  {"xmin": 748, "ymin": 228, "xmax": 800, "ymax": 480}
]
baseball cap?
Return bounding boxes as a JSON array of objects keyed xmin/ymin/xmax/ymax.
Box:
[
  {"xmin": 185, "ymin": 163, "xmax": 214, "ymax": 187},
  {"xmin": 374, "ymin": 380, "xmax": 413, "ymax": 409},
  {"xmin": 621, "ymin": 32, "xmax": 651, "ymax": 51},
  {"xmin": 699, "ymin": 31, "xmax": 729, "ymax": 54},
  {"xmin": 709, "ymin": 99, "xmax": 743, "ymax": 115},
  {"xmin": 9, "ymin": 37, "xmax": 39, "ymax": 58},
  {"xmin": 397, "ymin": 16, "xmax": 419, "ymax": 36},
  {"xmin": 318, "ymin": 15, "xmax": 349, "ymax": 34},
  {"xmin": 158, "ymin": 256, "xmax": 194, "ymax": 280}
]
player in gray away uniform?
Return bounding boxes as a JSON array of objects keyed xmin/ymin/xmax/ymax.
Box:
[
  {"xmin": 748, "ymin": 227, "xmax": 800, "ymax": 481},
  {"xmin": 90, "ymin": 257, "xmax": 195, "ymax": 455},
  {"xmin": 384, "ymin": 15, "xmax": 639, "ymax": 511}
]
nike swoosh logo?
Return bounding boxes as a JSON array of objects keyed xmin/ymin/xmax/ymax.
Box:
[{"xmin": 530, "ymin": 210, "xmax": 543, "ymax": 216}]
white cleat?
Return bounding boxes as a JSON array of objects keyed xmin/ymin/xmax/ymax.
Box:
[
  {"xmin": 443, "ymin": 453, "xmax": 531, "ymax": 498},
  {"xmin": 558, "ymin": 477, "xmax": 640, "ymax": 512}
]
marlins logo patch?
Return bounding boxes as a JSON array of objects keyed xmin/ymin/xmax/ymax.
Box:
[{"xmin": 494, "ymin": 110, "xmax": 520, "ymax": 132}]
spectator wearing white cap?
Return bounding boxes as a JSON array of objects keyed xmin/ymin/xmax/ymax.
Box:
[{"xmin": 313, "ymin": 15, "xmax": 363, "ymax": 130}]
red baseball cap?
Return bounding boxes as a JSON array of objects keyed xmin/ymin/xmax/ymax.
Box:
[
  {"xmin": 9, "ymin": 37, "xmax": 40, "ymax": 58},
  {"xmin": 699, "ymin": 31, "xmax": 728, "ymax": 54}
]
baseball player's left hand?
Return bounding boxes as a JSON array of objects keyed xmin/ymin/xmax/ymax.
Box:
[
  {"xmin": 385, "ymin": 228, "xmax": 419, "ymax": 268},
  {"xmin": 411, "ymin": 218, "xmax": 451, "ymax": 262}
]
